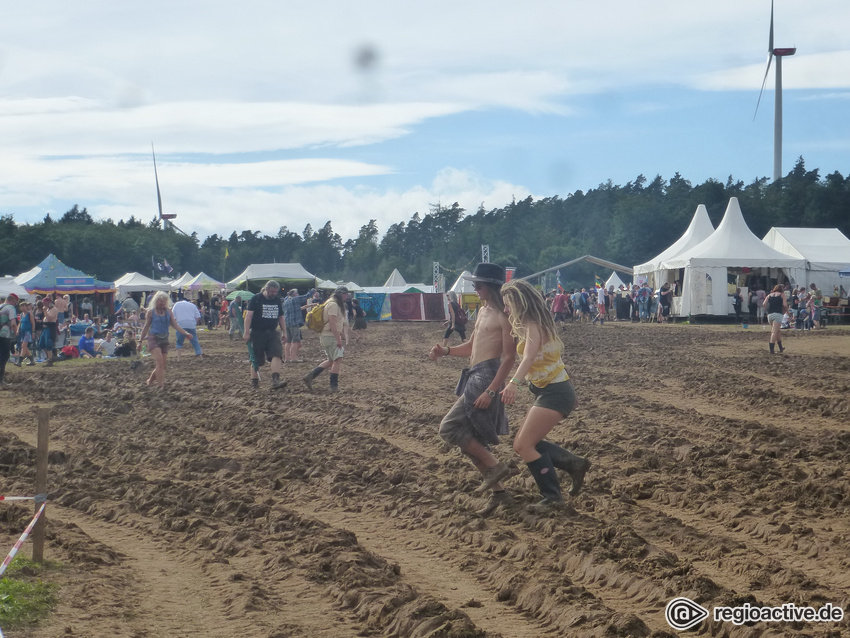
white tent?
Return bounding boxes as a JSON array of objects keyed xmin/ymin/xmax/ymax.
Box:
[
  {"xmin": 0, "ymin": 276, "xmax": 33, "ymax": 301},
  {"xmin": 226, "ymin": 263, "xmax": 316, "ymax": 290},
  {"xmin": 343, "ymin": 281, "xmax": 364, "ymax": 292},
  {"xmin": 114, "ymin": 272, "xmax": 172, "ymax": 295},
  {"xmin": 449, "ymin": 271, "xmax": 475, "ymax": 294},
  {"xmin": 634, "ymin": 205, "xmax": 715, "ymax": 289},
  {"xmin": 187, "ymin": 272, "xmax": 226, "ymax": 291},
  {"xmin": 383, "ymin": 269, "xmax": 407, "ymax": 288},
  {"xmin": 316, "ymin": 278, "xmax": 337, "ymax": 290},
  {"xmin": 660, "ymin": 198, "xmax": 806, "ymax": 316},
  {"xmin": 762, "ymin": 227, "xmax": 850, "ymax": 294},
  {"xmin": 604, "ymin": 271, "xmax": 628, "ymax": 290},
  {"xmin": 170, "ymin": 272, "xmax": 194, "ymax": 289}
]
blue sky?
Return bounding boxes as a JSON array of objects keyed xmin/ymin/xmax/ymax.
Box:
[{"xmin": 1, "ymin": 1, "xmax": 848, "ymax": 243}]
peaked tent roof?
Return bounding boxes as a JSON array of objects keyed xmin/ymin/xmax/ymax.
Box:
[
  {"xmin": 14, "ymin": 254, "xmax": 115, "ymax": 295},
  {"xmin": 226, "ymin": 263, "xmax": 316, "ymax": 292},
  {"xmin": 450, "ymin": 271, "xmax": 475, "ymax": 294},
  {"xmin": 762, "ymin": 227, "xmax": 850, "ymax": 271},
  {"xmin": 1, "ymin": 276, "xmax": 33, "ymax": 301},
  {"xmin": 316, "ymin": 278, "xmax": 338, "ymax": 290},
  {"xmin": 114, "ymin": 272, "xmax": 172, "ymax": 294},
  {"xmin": 343, "ymin": 281, "xmax": 364, "ymax": 292},
  {"xmin": 634, "ymin": 205, "xmax": 715, "ymax": 274},
  {"xmin": 187, "ymin": 272, "xmax": 226, "ymax": 291},
  {"xmin": 383, "ymin": 269, "xmax": 407, "ymax": 287},
  {"xmin": 170, "ymin": 272, "xmax": 195, "ymax": 289},
  {"xmin": 605, "ymin": 271, "xmax": 628, "ymax": 289},
  {"xmin": 662, "ymin": 198, "xmax": 806, "ymax": 270}
]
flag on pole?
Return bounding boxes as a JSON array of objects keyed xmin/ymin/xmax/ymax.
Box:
[
  {"xmin": 595, "ymin": 275, "xmax": 604, "ymax": 289},
  {"xmin": 225, "ymin": 246, "xmax": 229, "ymax": 259},
  {"xmin": 163, "ymin": 259, "xmax": 173, "ymax": 274}
]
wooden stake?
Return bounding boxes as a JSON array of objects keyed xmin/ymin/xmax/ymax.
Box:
[{"xmin": 32, "ymin": 408, "xmax": 49, "ymax": 563}]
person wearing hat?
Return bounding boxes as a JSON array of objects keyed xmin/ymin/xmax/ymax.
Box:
[
  {"xmin": 302, "ymin": 286, "xmax": 350, "ymax": 392},
  {"xmin": 428, "ymin": 263, "xmax": 517, "ymax": 517},
  {"xmin": 243, "ymin": 280, "xmax": 288, "ymax": 390},
  {"xmin": 0, "ymin": 294, "xmax": 20, "ymax": 386}
]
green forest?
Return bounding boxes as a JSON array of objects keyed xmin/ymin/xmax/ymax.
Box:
[{"xmin": 2, "ymin": 158, "xmax": 848, "ymax": 289}]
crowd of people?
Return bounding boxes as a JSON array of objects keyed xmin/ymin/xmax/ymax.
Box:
[{"xmin": 542, "ymin": 282, "xmax": 676, "ymax": 326}]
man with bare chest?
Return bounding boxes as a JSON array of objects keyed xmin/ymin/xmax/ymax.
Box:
[{"xmin": 429, "ymin": 263, "xmax": 516, "ymax": 516}]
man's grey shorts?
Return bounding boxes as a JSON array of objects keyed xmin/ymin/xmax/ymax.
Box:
[
  {"xmin": 439, "ymin": 396, "xmax": 479, "ymax": 449},
  {"xmin": 286, "ymin": 325, "xmax": 302, "ymax": 342}
]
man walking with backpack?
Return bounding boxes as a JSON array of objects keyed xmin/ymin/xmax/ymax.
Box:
[{"xmin": 302, "ymin": 286, "xmax": 350, "ymax": 392}]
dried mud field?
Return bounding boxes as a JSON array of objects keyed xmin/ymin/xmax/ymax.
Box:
[{"xmin": 2, "ymin": 320, "xmax": 850, "ymax": 638}]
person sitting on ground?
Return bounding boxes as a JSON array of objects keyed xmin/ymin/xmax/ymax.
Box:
[
  {"xmin": 113, "ymin": 330, "xmax": 138, "ymax": 357},
  {"xmin": 96, "ymin": 330, "xmax": 118, "ymax": 357},
  {"xmin": 78, "ymin": 327, "xmax": 101, "ymax": 358}
]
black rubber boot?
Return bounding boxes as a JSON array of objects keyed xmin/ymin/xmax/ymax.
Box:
[
  {"xmin": 526, "ymin": 454, "xmax": 563, "ymax": 511},
  {"xmin": 535, "ymin": 441, "xmax": 591, "ymax": 496},
  {"xmin": 302, "ymin": 367, "xmax": 323, "ymax": 391},
  {"xmin": 778, "ymin": 340, "xmax": 784, "ymax": 353},
  {"xmin": 769, "ymin": 342, "xmax": 775, "ymax": 354}
]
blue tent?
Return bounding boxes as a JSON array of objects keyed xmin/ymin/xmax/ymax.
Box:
[
  {"xmin": 840, "ymin": 266, "xmax": 850, "ymax": 278},
  {"xmin": 15, "ymin": 254, "xmax": 115, "ymax": 295}
]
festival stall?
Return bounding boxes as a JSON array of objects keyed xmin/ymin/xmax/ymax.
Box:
[
  {"xmin": 226, "ymin": 263, "xmax": 315, "ymax": 293},
  {"xmin": 0, "ymin": 277, "xmax": 33, "ymax": 301},
  {"xmin": 186, "ymin": 272, "xmax": 226, "ymax": 291},
  {"xmin": 659, "ymin": 198, "xmax": 805, "ymax": 316},
  {"xmin": 170, "ymin": 272, "xmax": 195, "ymax": 289},
  {"xmin": 762, "ymin": 227, "xmax": 850, "ymax": 296},
  {"xmin": 15, "ymin": 254, "xmax": 115, "ymax": 296},
  {"xmin": 114, "ymin": 272, "xmax": 172, "ymax": 295}
]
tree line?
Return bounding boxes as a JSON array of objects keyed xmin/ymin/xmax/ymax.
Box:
[{"xmin": 1, "ymin": 158, "xmax": 847, "ymax": 290}]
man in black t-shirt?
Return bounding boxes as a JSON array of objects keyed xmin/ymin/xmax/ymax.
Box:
[{"xmin": 243, "ymin": 280, "xmax": 287, "ymax": 390}]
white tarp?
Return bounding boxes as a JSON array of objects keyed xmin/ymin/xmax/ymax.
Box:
[
  {"xmin": 170, "ymin": 272, "xmax": 194, "ymax": 289},
  {"xmin": 383, "ymin": 269, "xmax": 407, "ymax": 287},
  {"xmin": 763, "ymin": 227, "xmax": 850, "ymax": 294},
  {"xmin": 0, "ymin": 276, "xmax": 33, "ymax": 301},
  {"xmin": 605, "ymin": 271, "xmax": 628, "ymax": 290},
  {"xmin": 634, "ymin": 205, "xmax": 715, "ymax": 290},
  {"xmin": 658, "ymin": 198, "xmax": 806, "ymax": 316},
  {"xmin": 114, "ymin": 272, "xmax": 172, "ymax": 294},
  {"xmin": 450, "ymin": 271, "xmax": 475, "ymax": 294}
]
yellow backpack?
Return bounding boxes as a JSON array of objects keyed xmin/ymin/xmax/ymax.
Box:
[{"xmin": 305, "ymin": 300, "xmax": 328, "ymax": 333}]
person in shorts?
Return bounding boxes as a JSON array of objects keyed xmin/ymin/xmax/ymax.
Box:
[
  {"xmin": 500, "ymin": 279, "xmax": 591, "ymax": 512},
  {"xmin": 429, "ymin": 263, "xmax": 517, "ymax": 517},
  {"xmin": 244, "ymin": 281, "xmax": 288, "ymax": 390},
  {"xmin": 302, "ymin": 287, "xmax": 350, "ymax": 392},
  {"xmin": 283, "ymin": 287, "xmax": 316, "ymax": 363}
]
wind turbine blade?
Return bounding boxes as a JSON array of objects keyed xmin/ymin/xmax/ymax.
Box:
[
  {"xmin": 151, "ymin": 142, "xmax": 164, "ymax": 220},
  {"xmin": 754, "ymin": 53, "xmax": 773, "ymax": 120},
  {"xmin": 768, "ymin": 0, "xmax": 774, "ymax": 52}
]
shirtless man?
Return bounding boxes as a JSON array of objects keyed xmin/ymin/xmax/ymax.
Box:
[{"xmin": 429, "ymin": 263, "xmax": 517, "ymax": 516}]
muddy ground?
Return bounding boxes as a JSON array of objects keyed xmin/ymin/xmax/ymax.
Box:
[{"xmin": 2, "ymin": 319, "xmax": 850, "ymax": 638}]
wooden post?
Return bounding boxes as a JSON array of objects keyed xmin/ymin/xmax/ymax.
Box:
[{"xmin": 32, "ymin": 408, "xmax": 49, "ymax": 563}]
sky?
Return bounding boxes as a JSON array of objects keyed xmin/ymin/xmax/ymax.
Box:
[{"xmin": 1, "ymin": 1, "xmax": 848, "ymax": 244}]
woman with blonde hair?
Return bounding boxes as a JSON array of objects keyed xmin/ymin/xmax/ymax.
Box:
[
  {"xmin": 139, "ymin": 292, "xmax": 192, "ymax": 388},
  {"xmin": 500, "ymin": 279, "xmax": 590, "ymax": 510},
  {"xmin": 764, "ymin": 284, "xmax": 788, "ymax": 354}
]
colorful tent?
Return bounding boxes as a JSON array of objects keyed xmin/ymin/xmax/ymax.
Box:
[
  {"xmin": 186, "ymin": 272, "xmax": 226, "ymax": 291},
  {"xmin": 14, "ymin": 254, "xmax": 114, "ymax": 295},
  {"xmin": 170, "ymin": 272, "xmax": 195, "ymax": 289}
]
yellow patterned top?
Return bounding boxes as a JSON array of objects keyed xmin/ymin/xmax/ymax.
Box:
[{"xmin": 517, "ymin": 338, "xmax": 569, "ymax": 388}]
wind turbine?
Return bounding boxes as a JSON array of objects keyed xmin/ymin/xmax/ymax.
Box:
[
  {"xmin": 150, "ymin": 143, "xmax": 188, "ymax": 235},
  {"xmin": 754, "ymin": 0, "xmax": 796, "ymax": 182}
]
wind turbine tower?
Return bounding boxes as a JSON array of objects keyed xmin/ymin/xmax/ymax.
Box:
[{"xmin": 755, "ymin": 0, "xmax": 796, "ymax": 182}]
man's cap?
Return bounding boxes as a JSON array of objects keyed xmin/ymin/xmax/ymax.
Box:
[
  {"xmin": 463, "ymin": 263, "xmax": 506, "ymax": 286},
  {"xmin": 5, "ymin": 293, "xmax": 18, "ymax": 302}
]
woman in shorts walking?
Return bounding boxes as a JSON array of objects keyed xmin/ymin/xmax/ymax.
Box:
[
  {"xmin": 500, "ymin": 279, "xmax": 591, "ymax": 511},
  {"xmin": 139, "ymin": 291, "xmax": 192, "ymax": 388},
  {"xmin": 764, "ymin": 284, "xmax": 788, "ymax": 354}
]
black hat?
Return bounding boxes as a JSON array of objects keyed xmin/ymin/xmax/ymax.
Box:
[
  {"xmin": 335, "ymin": 286, "xmax": 350, "ymax": 295},
  {"xmin": 464, "ymin": 263, "xmax": 506, "ymax": 286}
]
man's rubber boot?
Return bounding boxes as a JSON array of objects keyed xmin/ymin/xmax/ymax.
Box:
[
  {"xmin": 769, "ymin": 342, "xmax": 775, "ymax": 354},
  {"xmin": 778, "ymin": 340, "xmax": 785, "ymax": 353},
  {"xmin": 535, "ymin": 441, "xmax": 591, "ymax": 496},
  {"xmin": 271, "ymin": 372, "xmax": 287, "ymax": 390},
  {"xmin": 526, "ymin": 454, "xmax": 563, "ymax": 511}
]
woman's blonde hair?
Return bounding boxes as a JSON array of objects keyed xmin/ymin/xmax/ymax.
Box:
[
  {"xmin": 500, "ymin": 279, "xmax": 562, "ymax": 348},
  {"xmin": 147, "ymin": 291, "xmax": 172, "ymax": 310}
]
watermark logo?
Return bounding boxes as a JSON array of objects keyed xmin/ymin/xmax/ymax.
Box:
[{"xmin": 665, "ymin": 597, "xmax": 709, "ymax": 631}]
